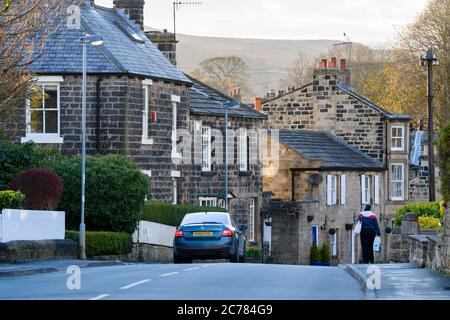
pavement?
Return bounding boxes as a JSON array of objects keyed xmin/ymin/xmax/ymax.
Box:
[
  {"xmin": 343, "ymin": 263, "xmax": 450, "ymax": 300},
  {"xmin": 0, "ymin": 261, "xmax": 365, "ymax": 300}
]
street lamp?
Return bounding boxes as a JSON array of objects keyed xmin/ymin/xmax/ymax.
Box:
[
  {"xmin": 223, "ymin": 100, "xmax": 240, "ymax": 211},
  {"xmin": 79, "ymin": 34, "xmax": 103, "ymax": 260},
  {"xmin": 420, "ymin": 48, "xmax": 438, "ymax": 202}
]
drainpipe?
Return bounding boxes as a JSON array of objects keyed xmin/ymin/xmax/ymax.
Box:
[{"xmin": 96, "ymin": 77, "xmax": 102, "ymax": 154}]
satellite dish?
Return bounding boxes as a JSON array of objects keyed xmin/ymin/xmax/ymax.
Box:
[{"xmin": 308, "ymin": 174, "xmax": 323, "ymax": 185}]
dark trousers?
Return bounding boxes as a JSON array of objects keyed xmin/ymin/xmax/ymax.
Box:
[{"xmin": 360, "ymin": 229, "xmax": 376, "ymax": 263}]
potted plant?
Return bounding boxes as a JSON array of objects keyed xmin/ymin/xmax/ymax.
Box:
[
  {"xmin": 320, "ymin": 243, "xmax": 331, "ymax": 266},
  {"xmin": 310, "ymin": 245, "xmax": 321, "ymax": 265}
]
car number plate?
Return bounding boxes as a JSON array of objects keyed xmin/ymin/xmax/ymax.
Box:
[{"xmin": 193, "ymin": 231, "xmax": 213, "ymax": 236}]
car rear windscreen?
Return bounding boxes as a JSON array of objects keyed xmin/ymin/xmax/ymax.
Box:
[{"xmin": 181, "ymin": 213, "xmax": 229, "ymax": 226}]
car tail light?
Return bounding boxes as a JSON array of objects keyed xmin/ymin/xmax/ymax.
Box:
[
  {"xmin": 222, "ymin": 228, "xmax": 233, "ymax": 237},
  {"xmin": 175, "ymin": 229, "xmax": 183, "ymax": 238}
]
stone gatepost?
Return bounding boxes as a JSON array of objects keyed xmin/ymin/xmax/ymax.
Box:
[{"xmin": 390, "ymin": 212, "xmax": 419, "ymax": 262}]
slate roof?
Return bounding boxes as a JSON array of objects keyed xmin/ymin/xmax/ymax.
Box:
[
  {"xmin": 277, "ymin": 130, "xmax": 384, "ymax": 170},
  {"xmin": 29, "ymin": 1, "xmax": 191, "ymax": 84},
  {"xmin": 336, "ymin": 83, "xmax": 409, "ymax": 121},
  {"xmin": 188, "ymin": 76, "xmax": 266, "ymax": 119}
]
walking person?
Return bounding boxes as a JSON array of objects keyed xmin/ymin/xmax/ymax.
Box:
[{"xmin": 357, "ymin": 205, "xmax": 381, "ymax": 264}]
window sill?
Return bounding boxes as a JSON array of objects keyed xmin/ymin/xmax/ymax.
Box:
[
  {"xmin": 141, "ymin": 138, "xmax": 154, "ymax": 145},
  {"xmin": 391, "ymin": 148, "xmax": 405, "ymax": 152},
  {"xmin": 238, "ymin": 171, "xmax": 253, "ymax": 177},
  {"xmin": 21, "ymin": 135, "xmax": 63, "ymax": 144}
]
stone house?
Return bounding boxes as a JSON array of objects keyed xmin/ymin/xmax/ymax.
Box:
[
  {"xmin": 185, "ymin": 77, "xmax": 267, "ymax": 244},
  {"xmin": 264, "ymin": 130, "xmax": 386, "ymax": 264},
  {"xmin": 260, "ymin": 57, "xmax": 412, "ymax": 221}
]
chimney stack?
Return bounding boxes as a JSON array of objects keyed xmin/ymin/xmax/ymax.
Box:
[
  {"xmin": 113, "ymin": 0, "xmax": 145, "ymax": 30},
  {"xmin": 338, "ymin": 58, "xmax": 351, "ymax": 87},
  {"xmin": 318, "ymin": 59, "xmax": 328, "ymax": 69},
  {"xmin": 329, "ymin": 57, "xmax": 337, "ymax": 68}
]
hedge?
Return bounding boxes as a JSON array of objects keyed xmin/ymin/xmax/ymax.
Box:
[
  {"xmin": 139, "ymin": 201, "xmax": 227, "ymax": 227},
  {"xmin": 418, "ymin": 216, "xmax": 441, "ymax": 230},
  {"xmin": 393, "ymin": 202, "xmax": 441, "ymax": 226},
  {"xmin": 0, "ymin": 190, "xmax": 24, "ymax": 210},
  {"xmin": 65, "ymin": 230, "xmax": 132, "ymax": 257},
  {"xmin": 0, "ymin": 140, "xmax": 60, "ymax": 191},
  {"xmin": 50, "ymin": 155, "xmax": 148, "ymax": 233}
]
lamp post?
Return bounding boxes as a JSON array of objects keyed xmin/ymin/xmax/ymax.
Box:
[
  {"xmin": 420, "ymin": 48, "xmax": 438, "ymax": 202},
  {"xmin": 80, "ymin": 34, "xmax": 103, "ymax": 260},
  {"xmin": 223, "ymin": 101, "xmax": 240, "ymax": 211}
]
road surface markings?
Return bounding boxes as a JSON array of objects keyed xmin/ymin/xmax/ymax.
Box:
[
  {"xmin": 119, "ymin": 279, "xmax": 151, "ymax": 290},
  {"xmin": 90, "ymin": 294, "xmax": 111, "ymax": 300},
  {"xmin": 182, "ymin": 267, "xmax": 200, "ymax": 272},
  {"xmin": 159, "ymin": 272, "xmax": 179, "ymax": 277},
  {"xmin": 201, "ymin": 264, "xmax": 211, "ymax": 268}
]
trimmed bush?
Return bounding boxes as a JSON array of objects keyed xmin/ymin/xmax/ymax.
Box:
[
  {"xmin": 65, "ymin": 230, "xmax": 132, "ymax": 257},
  {"xmin": 0, "ymin": 140, "xmax": 60, "ymax": 191},
  {"xmin": 320, "ymin": 243, "xmax": 331, "ymax": 263},
  {"xmin": 393, "ymin": 202, "xmax": 440, "ymax": 226},
  {"xmin": 9, "ymin": 168, "xmax": 63, "ymax": 210},
  {"xmin": 436, "ymin": 120, "xmax": 450, "ymax": 203},
  {"xmin": 418, "ymin": 216, "xmax": 441, "ymax": 230},
  {"xmin": 246, "ymin": 245, "xmax": 261, "ymax": 258},
  {"xmin": 310, "ymin": 245, "xmax": 320, "ymax": 263},
  {"xmin": 51, "ymin": 155, "xmax": 148, "ymax": 233},
  {"xmin": 0, "ymin": 190, "xmax": 24, "ymax": 210},
  {"xmin": 139, "ymin": 200, "xmax": 227, "ymax": 227}
]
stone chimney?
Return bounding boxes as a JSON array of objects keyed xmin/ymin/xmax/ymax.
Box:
[
  {"xmin": 338, "ymin": 58, "xmax": 351, "ymax": 87},
  {"xmin": 313, "ymin": 57, "xmax": 351, "ymax": 91},
  {"xmin": 113, "ymin": 0, "xmax": 145, "ymax": 30},
  {"xmin": 146, "ymin": 29, "xmax": 178, "ymax": 65},
  {"xmin": 228, "ymin": 87, "xmax": 241, "ymax": 100}
]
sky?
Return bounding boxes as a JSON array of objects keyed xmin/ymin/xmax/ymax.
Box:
[{"xmin": 95, "ymin": 0, "xmax": 429, "ymax": 46}]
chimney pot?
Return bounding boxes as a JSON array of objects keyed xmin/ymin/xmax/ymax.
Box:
[
  {"xmin": 340, "ymin": 59, "xmax": 347, "ymax": 70},
  {"xmin": 329, "ymin": 57, "xmax": 337, "ymax": 68},
  {"xmin": 318, "ymin": 59, "xmax": 328, "ymax": 69},
  {"xmin": 254, "ymin": 97, "xmax": 262, "ymax": 111}
]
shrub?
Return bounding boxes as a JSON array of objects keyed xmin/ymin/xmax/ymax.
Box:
[
  {"xmin": 418, "ymin": 216, "xmax": 441, "ymax": 230},
  {"xmin": 0, "ymin": 140, "xmax": 60, "ymax": 191},
  {"xmin": 139, "ymin": 201, "xmax": 226, "ymax": 227},
  {"xmin": 320, "ymin": 243, "xmax": 331, "ymax": 263},
  {"xmin": 436, "ymin": 120, "xmax": 450, "ymax": 203},
  {"xmin": 393, "ymin": 202, "xmax": 440, "ymax": 226},
  {"xmin": 246, "ymin": 245, "xmax": 261, "ymax": 258},
  {"xmin": 0, "ymin": 190, "xmax": 25, "ymax": 210},
  {"xmin": 310, "ymin": 245, "xmax": 320, "ymax": 263},
  {"xmin": 65, "ymin": 230, "xmax": 132, "ymax": 257},
  {"xmin": 51, "ymin": 155, "xmax": 148, "ymax": 233},
  {"xmin": 9, "ymin": 168, "xmax": 63, "ymax": 210}
]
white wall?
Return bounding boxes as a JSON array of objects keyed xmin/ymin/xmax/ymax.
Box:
[
  {"xmin": 0, "ymin": 209, "xmax": 65, "ymax": 242},
  {"xmin": 133, "ymin": 221, "xmax": 176, "ymax": 248}
]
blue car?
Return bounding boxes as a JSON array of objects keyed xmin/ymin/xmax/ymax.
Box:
[{"xmin": 173, "ymin": 212, "xmax": 247, "ymax": 263}]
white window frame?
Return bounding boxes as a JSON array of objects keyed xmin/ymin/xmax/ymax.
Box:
[
  {"xmin": 248, "ymin": 198, "xmax": 255, "ymax": 242},
  {"xmin": 391, "ymin": 163, "xmax": 405, "ymax": 201},
  {"xmin": 361, "ymin": 175, "xmax": 371, "ymax": 205},
  {"xmin": 201, "ymin": 126, "xmax": 211, "ymax": 172},
  {"xmin": 391, "ymin": 126, "xmax": 405, "ymax": 151},
  {"xmin": 171, "ymin": 95, "xmax": 182, "ymax": 159},
  {"xmin": 331, "ymin": 232, "xmax": 337, "ymax": 257},
  {"xmin": 141, "ymin": 81, "xmax": 154, "ymax": 145},
  {"xmin": 327, "ymin": 175, "xmax": 337, "ymax": 205},
  {"xmin": 172, "ymin": 178, "xmax": 178, "ymax": 205},
  {"xmin": 374, "ymin": 175, "xmax": 380, "ymax": 205},
  {"xmin": 199, "ymin": 197, "xmax": 217, "ymax": 207},
  {"xmin": 238, "ymin": 128, "xmax": 248, "ymax": 172},
  {"xmin": 340, "ymin": 174, "xmax": 346, "ymax": 205},
  {"xmin": 21, "ymin": 77, "xmax": 64, "ymax": 144}
]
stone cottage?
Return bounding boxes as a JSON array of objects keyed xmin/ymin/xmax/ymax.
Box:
[
  {"xmin": 3, "ymin": 0, "xmax": 192, "ymax": 203},
  {"xmin": 264, "ymin": 130, "xmax": 386, "ymax": 264},
  {"xmin": 185, "ymin": 77, "xmax": 267, "ymax": 245}
]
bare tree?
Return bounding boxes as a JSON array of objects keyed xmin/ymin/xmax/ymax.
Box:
[
  {"xmin": 0, "ymin": 0, "xmax": 77, "ymax": 136},
  {"xmin": 191, "ymin": 56, "xmax": 254, "ymax": 102},
  {"xmin": 279, "ymin": 50, "xmax": 314, "ymax": 89}
]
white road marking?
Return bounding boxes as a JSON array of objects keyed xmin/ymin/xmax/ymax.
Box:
[
  {"xmin": 90, "ymin": 294, "xmax": 111, "ymax": 300},
  {"xmin": 182, "ymin": 267, "xmax": 200, "ymax": 272},
  {"xmin": 159, "ymin": 272, "xmax": 179, "ymax": 277},
  {"xmin": 119, "ymin": 279, "xmax": 151, "ymax": 290},
  {"xmin": 202, "ymin": 264, "xmax": 211, "ymax": 268}
]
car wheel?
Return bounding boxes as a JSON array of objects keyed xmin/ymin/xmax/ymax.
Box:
[{"xmin": 230, "ymin": 245, "xmax": 239, "ymax": 263}]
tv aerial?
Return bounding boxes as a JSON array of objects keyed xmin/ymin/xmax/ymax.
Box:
[{"xmin": 173, "ymin": 1, "xmax": 203, "ymax": 38}]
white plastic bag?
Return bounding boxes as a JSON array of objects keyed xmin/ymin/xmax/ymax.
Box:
[
  {"xmin": 373, "ymin": 236, "xmax": 381, "ymax": 252},
  {"xmin": 354, "ymin": 220, "xmax": 362, "ymax": 234}
]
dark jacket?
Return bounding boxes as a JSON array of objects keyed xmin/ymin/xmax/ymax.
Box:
[{"xmin": 358, "ymin": 211, "xmax": 381, "ymax": 236}]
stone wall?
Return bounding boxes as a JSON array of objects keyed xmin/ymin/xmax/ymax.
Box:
[
  {"xmin": 0, "ymin": 240, "xmax": 77, "ymax": 263},
  {"xmin": 444, "ymin": 207, "xmax": 450, "ymax": 273}
]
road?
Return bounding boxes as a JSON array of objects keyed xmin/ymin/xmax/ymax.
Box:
[{"xmin": 0, "ymin": 262, "xmax": 365, "ymax": 300}]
